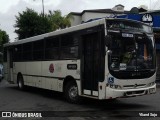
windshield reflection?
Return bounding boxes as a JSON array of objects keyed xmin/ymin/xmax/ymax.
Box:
[{"xmin": 108, "ymin": 32, "xmax": 156, "ymax": 79}]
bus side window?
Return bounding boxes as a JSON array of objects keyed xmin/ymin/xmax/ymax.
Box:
[
  {"xmin": 23, "ymin": 42, "xmax": 32, "ymax": 61},
  {"xmin": 45, "ymin": 37, "xmax": 59, "ymax": 60},
  {"xmin": 60, "ymin": 34, "xmax": 79, "ymax": 59},
  {"xmin": 14, "ymin": 45, "xmax": 23, "ymax": 62},
  {"xmin": 3, "ymin": 48, "xmax": 7, "ymax": 62},
  {"xmin": 33, "ymin": 40, "xmax": 44, "ymax": 61}
]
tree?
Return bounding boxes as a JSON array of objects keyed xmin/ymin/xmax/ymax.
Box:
[
  {"xmin": 0, "ymin": 29, "xmax": 9, "ymax": 52},
  {"xmin": 14, "ymin": 8, "xmax": 72, "ymax": 40},
  {"xmin": 47, "ymin": 10, "xmax": 72, "ymax": 31},
  {"xmin": 14, "ymin": 8, "xmax": 52, "ymax": 40}
]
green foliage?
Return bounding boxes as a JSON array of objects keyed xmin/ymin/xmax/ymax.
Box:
[
  {"xmin": 47, "ymin": 10, "xmax": 72, "ymax": 31},
  {"xmin": 14, "ymin": 8, "xmax": 52, "ymax": 40},
  {"xmin": 14, "ymin": 8, "xmax": 72, "ymax": 40},
  {"xmin": 0, "ymin": 29, "xmax": 9, "ymax": 52}
]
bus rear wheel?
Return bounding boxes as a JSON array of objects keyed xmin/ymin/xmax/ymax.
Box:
[
  {"xmin": 17, "ymin": 75, "xmax": 24, "ymax": 90},
  {"xmin": 64, "ymin": 81, "xmax": 80, "ymax": 103}
]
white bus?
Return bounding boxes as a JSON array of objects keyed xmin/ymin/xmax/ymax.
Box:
[{"xmin": 3, "ymin": 18, "xmax": 156, "ymax": 103}]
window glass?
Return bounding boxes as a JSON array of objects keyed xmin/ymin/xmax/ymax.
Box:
[
  {"xmin": 61, "ymin": 35, "xmax": 78, "ymax": 46},
  {"xmin": 61, "ymin": 46, "xmax": 78, "ymax": 59},
  {"xmin": 3, "ymin": 48, "xmax": 7, "ymax": 62},
  {"xmin": 45, "ymin": 37, "xmax": 59, "ymax": 60},
  {"xmin": 60, "ymin": 34, "xmax": 79, "ymax": 59},
  {"xmin": 14, "ymin": 45, "xmax": 22, "ymax": 61},
  {"xmin": 33, "ymin": 40, "xmax": 44, "ymax": 60},
  {"xmin": 23, "ymin": 42, "xmax": 32, "ymax": 60},
  {"xmin": 107, "ymin": 20, "xmax": 152, "ymax": 33},
  {"xmin": 46, "ymin": 37, "xmax": 59, "ymax": 48}
]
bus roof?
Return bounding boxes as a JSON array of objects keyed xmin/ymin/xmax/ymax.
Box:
[
  {"xmin": 4, "ymin": 18, "xmax": 151, "ymax": 47},
  {"xmin": 4, "ymin": 18, "xmax": 105, "ymax": 47}
]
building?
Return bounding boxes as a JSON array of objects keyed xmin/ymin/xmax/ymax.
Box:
[
  {"xmin": 70, "ymin": 4, "xmax": 148, "ymax": 26},
  {"xmin": 70, "ymin": 4, "xmax": 129, "ymax": 26}
]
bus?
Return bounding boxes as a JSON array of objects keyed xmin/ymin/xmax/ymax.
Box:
[{"xmin": 3, "ymin": 18, "xmax": 156, "ymax": 103}]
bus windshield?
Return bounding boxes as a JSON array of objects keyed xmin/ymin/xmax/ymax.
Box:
[
  {"xmin": 106, "ymin": 20, "xmax": 156, "ymax": 79},
  {"xmin": 107, "ymin": 19, "xmax": 152, "ymax": 33}
]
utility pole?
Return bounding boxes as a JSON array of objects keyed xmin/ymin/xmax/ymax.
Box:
[
  {"xmin": 33, "ymin": 0, "xmax": 45, "ymax": 33},
  {"xmin": 42, "ymin": 0, "xmax": 44, "ymax": 17},
  {"xmin": 33, "ymin": 0, "xmax": 44, "ymax": 17}
]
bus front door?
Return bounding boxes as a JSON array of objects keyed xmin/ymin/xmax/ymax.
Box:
[{"xmin": 82, "ymin": 32, "xmax": 104, "ymax": 96}]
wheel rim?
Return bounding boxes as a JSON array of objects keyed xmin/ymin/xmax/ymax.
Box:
[
  {"xmin": 69, "ymin": 86, "xmax": 78, "ymax": 99},
  {"xmin": 18, "ymin": 80, "xmax": 22, "ymax": 88}
]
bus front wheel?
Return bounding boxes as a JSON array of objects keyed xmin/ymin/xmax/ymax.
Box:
[
  {"xmin": 64, "ymin": 81, "xmax": 80, "ymax": 103},
  {"xmin": 17, "ymin": 75, "xmax": 24, "ymax": 90}
]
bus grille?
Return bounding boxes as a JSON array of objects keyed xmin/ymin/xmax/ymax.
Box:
[
  {"xmin": 125, "ymin": 90, "xmax": 146, "ymax": 96},
  {"xmin": 123, "ymin": 84, "xmax": 146, "ymax": 89}
]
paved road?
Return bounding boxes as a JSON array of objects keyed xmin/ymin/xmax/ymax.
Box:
[{"xmin": 0, "ymin": 79, "xmax": 160, "ymax": 120}]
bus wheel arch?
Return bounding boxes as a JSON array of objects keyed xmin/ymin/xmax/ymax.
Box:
[
  {"xmin": 17, "ymin": 73, "xmax": 24, "ymax": 90},
  {"xmin": 63, "ymin": 76, "xmax": 80, "ymax": 103}
]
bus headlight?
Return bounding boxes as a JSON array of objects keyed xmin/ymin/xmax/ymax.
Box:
[
  {"xmin": 148, "ymin": 82, "xmax": 155, "ymax": 87},
  {"xmin": 108, "ymin": 84, "xmax": 121, "ymax": 89},
  {"xmin": 149, "ymin": 88, "xmax": 156, "ymax": 94},
  {"xmin": 115, "ymin": 85, "xmax": 119, "ymax": 89},
  {"xmin": 110, "ymin": 84, "xmax": 113, "ymax": 88}
]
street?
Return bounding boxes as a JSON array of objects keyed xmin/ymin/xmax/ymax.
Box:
[{"xmin": 0, "ymin": 79, "xmax": 160, "ymax": 120}]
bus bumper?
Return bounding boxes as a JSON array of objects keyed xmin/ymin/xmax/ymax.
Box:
[{"xmin": 105, "ymin": 84, "xmax": 156, "ymax": 99}]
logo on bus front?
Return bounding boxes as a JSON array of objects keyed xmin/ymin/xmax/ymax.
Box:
[
  {"xmin": 108, "ymin": 77, "xmax": 114, "ymax": 84},
  {"xmin": 49, "ymin": 64, "xmax": 54, "ymax": 73}
]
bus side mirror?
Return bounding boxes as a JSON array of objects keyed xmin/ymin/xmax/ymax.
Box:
[
  {"xmin": 105, "ymin": 35, "xmax": 112, "ymax": 47},
  {"xmin": 107, "ymin": 50, "xmax": 112, "ymax": 55}
]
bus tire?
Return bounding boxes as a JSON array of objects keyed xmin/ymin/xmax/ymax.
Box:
[
  {"xmin": 64, "ymin": 81, "xmax": 80, "ymax": 103},
  {"xmin": 17, "ymin": 75, "xmax": 25, "ymax": 90}
]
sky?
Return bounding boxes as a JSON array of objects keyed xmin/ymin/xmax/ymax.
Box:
[{"xmin": 0, "ymin": 0, "xmax": 159, "ymax": 42}]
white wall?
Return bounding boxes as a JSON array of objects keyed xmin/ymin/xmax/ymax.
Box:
[
  {"xmin": 70, "ymin": 15, "xmax": 82, "ymax": 26},
  {"xmin": 82, "ymin": 12, "xmax": 111, "ymax": 22},
  {"xmin": 71, "ymin": 12, "xmax": 112, "ymax": 26}
]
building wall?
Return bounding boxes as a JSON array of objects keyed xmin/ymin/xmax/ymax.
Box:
[
  {"xmin": 112, "ymin": 6, "xmax": 124, "ymax": 12},
  {"xmin": 81, "ymin": 12, "xmax": 111, "ymax": 22},
  {"xmin": 71, "ymin": 12, "xmax": 124, "ymax": 27},
  {"xmin": 71, "ymin": 12, "xmax": 113, "ymax": 27},
  {"xmin": 70, "ymin": 15, "xmax": 82, "ymax": 26}
]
